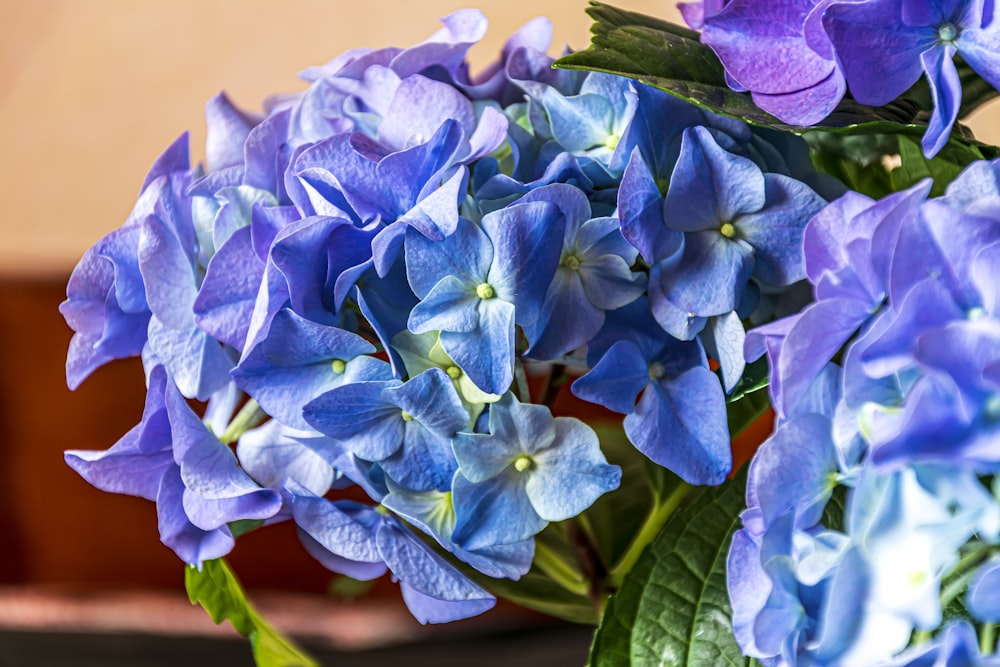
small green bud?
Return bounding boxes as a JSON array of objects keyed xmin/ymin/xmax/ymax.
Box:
[
  {"xmin": 331, "ymin": 359, "xmax": 347, "ymax": 374},
  {"xmin": 476, "ymin": 283, "xmax": 495, "ymax": 299},
  {"xmin": 562, "ymin": 254, "xmax": 581, "ymax": 271},
  {"xmin": 513, "ymin": 455, "xmax": 533, "ymax": 472},
  {"xmin": 446, "ymin": 365, "xmax": 462, "ymax": 379}
]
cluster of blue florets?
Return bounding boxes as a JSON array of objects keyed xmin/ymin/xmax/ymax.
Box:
[
  {"xmin": 731, "ymin": 160, "xmax": 1000, "ymax": 665},
  {"xmin": 60, "ymin": 10, "xmax": 836, "ymax": 623}
]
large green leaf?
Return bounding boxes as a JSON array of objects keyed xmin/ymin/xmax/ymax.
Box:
[
  {"xmin": 590, "ymin": 467, "xmax": 750, "ymax": 667},
  {"xmin": 186, "ymin": 559, "xmax": 318, "ymax": 667},
  {"xmin": 890, "ymin": 133, "xmax": 986, "ymax": 196}
]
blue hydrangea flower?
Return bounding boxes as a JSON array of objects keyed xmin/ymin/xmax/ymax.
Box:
[
  {"xmin": 700, "ymin": 0, "xmax": 846, "ymax": 125},
  {"xmin": 293, "ymin": 494, "xmax": 495, "ymax": 623},
  {"xmin": 520, "ymin": 183, "xmax": 646, "ymax": 360},
  {"xmin": 404, "ymin": 202, "xmax": 565, "ymax": 394},
  {"xmin": 572, "ymin": 299, "xmax": 730, "ymax": 485},
  {"xmin": 450, "ymin": 395, "xmax": 621, "ymax": 550},
  {"xmin": 232, "ymin": 308, "xmax": 391, "ymax": 430},
  {"xmin": 650, "ymin": 126, "xmax": 825, "ymax": 338},
  {"xmin": 60, "ymin": 135, "xmax": 190, "ymax": 389},
  {"xmin": 303, "ymin": 368, "xmax": 469, "ymax": 492}
]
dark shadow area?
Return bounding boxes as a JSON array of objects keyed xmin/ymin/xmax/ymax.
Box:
[{"xmin": 0, "ymin": 623, "xmax": 593, "ymax": 667}]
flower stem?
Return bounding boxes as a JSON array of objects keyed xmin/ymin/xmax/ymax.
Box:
[
  {"xmin": 565, "ymin": 516, "xmax": 613, "ymax": 614},
  {"xmin": 514, "ymin": 359, "xmax": 531, "ymax": 403},
  {"xmin": 981, "ymin": 623, "xmax": 996, "ymax": 656},
  {"xmin": 940, "ymin": 542, "xmax": 994, "ymax": 610},
  {"xmin": 609, "ymin": 482, "xmax": 692, "ymax": 585},
  {"xmin": 540, "ymin": 363, "xmax": 566, "ymax": 409},
  {"xmin": 533, "ymin": 541, "xmax": 589, "ymax": 597},
  {"xmin": 220, "ymin": 399, "xmax": 267, "ymax": 444}
]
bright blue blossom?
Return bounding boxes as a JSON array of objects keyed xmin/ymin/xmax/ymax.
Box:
[
  {"xmin": 293, "ymin": 495, "xmax": 496, "ymax": 623},
  {"xmin": 303, "ymin": 368, "xmax": 468, "ymax": 492},
  {"xmin": 573, "ymin": 299, "xmax": 731, "ymax": 485},
  {"xmin": 405, "ymin": 202, "xmax": 565, "ymax": 394},
  {"xmin": 451, "ymin": 395, "xmax": 621, "ymax": 550}
]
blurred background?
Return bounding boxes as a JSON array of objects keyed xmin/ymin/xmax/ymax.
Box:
[{"xmin": 2, "ymin": 1, "xmax": 998, "ymax": 664}]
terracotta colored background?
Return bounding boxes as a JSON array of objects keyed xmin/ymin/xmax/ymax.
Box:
[{"xmin": 2, "ymin": 0, "xmax": 999, "ymax": 595}]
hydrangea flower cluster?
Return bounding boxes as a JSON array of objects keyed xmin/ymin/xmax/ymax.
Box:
[
  {"xmin": 59, "ymin": 9, "xmax": 832, "ymax": 623},
  {"xmin": 730, "ymin": 160, "xmax": 1000, "ymax": 665},
  {"xmin": 685, "ymin": 0, "xmax": 1000, "ymax": 157}
]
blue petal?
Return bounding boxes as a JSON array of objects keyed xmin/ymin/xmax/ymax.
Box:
[
  {"xmin": 525, "ymin": 417, "xmax": 621, "ymax": 520},
  {"xmin": 408, "ymin": 275, "xmax": 480, "ymax": 334},
  {"xmin": 156, "ymin": 471, "xmax": 234, "ymax": 567},
  {"xmin": 293, "ymin": 496, "xmax": 384, "ymax": 565},
  {"xmin": 572, "ymin": 340, "xmax": 651, "ymax": 414},
  {"xmin": 139, "ymin": 216, "xmax": 196, "ymax": 329},
  {"xmin": 377, "ymin": 518, "xmax": 494, "ymax": 618},
  {"xmin": 653, "ymin": 231, "xmax": 754, "ymax": 317},
  {"xmin": 399, "ymin": 581, "xmax": 494, "ymax": 625},
  {"xmin": 625, "ymin": 368, "xmax": 730, "ymax": 485},
  {"xmin": 146, "ymin": 317, "xmax": 233, "ymax": 402},
  {"xmin": 921, "ymin": 44, "xmax": 962, "ymax": 158},
  {"xmin": 482, "ymin": 200, "xmax": 566, "ymax": 326},
  {"xmin": 383, "ymin": 368, "xmax": 469, "ymax": 437},
  {"xmin": 451, "ymin": 472, "xmax": 546, "ymax": 549},
  {"xmin": 193, "ymin": 226, "xmax": 261, "ymax": 350},
  {"xmin": 665, "ymin": 126, "xmax": 765, "ymax": 232},
  {"xmin": 405, "ymin": 217, "xmax": 492, "ymax": 298},
  {"xmin": 440, "ymin": 298, "xmax": 515, "ymax": 396},
  {"xmin": 65, "ymin": 428, "xmax": 174, "ymax": 501},
  {"xmin": 967, "ymin": 557, "xmax": 1000, "ymax": 622}
]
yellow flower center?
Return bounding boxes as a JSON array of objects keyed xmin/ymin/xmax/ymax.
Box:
[{"xmin": 476, "ymin": 283, "xmax": 495, "ymax": 299}]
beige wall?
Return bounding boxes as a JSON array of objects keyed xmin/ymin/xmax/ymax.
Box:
[
  {"xmin": 2, "ymin": 1, "xmax": 997, "ymax": 277},
  {"xmin": 0, "ymin": 1, "xmax": 679, "ymax": 277}
]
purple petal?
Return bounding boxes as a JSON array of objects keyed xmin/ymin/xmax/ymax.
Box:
[{"xmin": 921, "ymin": 44, "xmax": 962, "ymax": 157}]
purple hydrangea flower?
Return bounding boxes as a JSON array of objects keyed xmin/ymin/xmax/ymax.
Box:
[
  {"xmin": 65, "ymin": 367, "xmax": 282, "ymax": 566},
  {"xmin": 700, "ymin": 0, "xmax": 846, "ymax": 125},
  {"xmin": 825, "ymin": 0, "xmax": 1000, "ymax": 156}
]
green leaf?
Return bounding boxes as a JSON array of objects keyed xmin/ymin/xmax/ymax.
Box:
[
  {"xmin": 890, "ymin": 133, "xmax": 986, "ymax": 196},
  {"xmin": 804, "ymin": 131, "xmax": 900, "ymax": 199},
  {"xmin": 726, "ymin": 357, "xmax": 769, "ymax": 404},
  {"xmin": 186, "ymin": 559, "xmax": 319, "ymax": 667},
  {"xmin": 590, "ymin": 466, "xmax": 750, "ymax": 666}
]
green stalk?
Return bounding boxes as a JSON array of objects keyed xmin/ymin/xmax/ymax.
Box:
[
  {"xmin": 534, "ymin": 541, "xmax": 590, "ymax": 597},
  {"xmin": 609, "ymin": 482, "xmax": 692, "ymax": 585},
  {"xmin": 981, "ymin": 623, "xmax": 996, "ymax": 656},
  {"xmin": 940, "ymin": 544, "xmax": 994, "ymax": 610},
  {"xmin": 220, "ymin": 399, "xmax": 267, "ymax": 444},
  {"xmin": 514, "ymin": 359, "xmax": 532, "ymax": 403}
]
